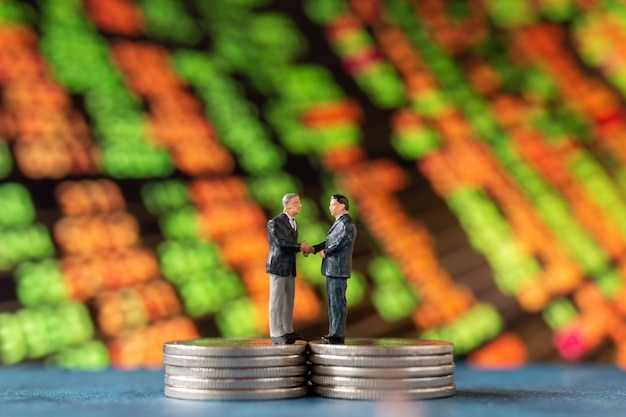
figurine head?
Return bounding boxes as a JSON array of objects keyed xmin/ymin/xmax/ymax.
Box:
[
  {"xmin": 329, "ymin": 194, "xmax": 349, "ymax": 218},
  {"xmin": 282, "ymin": 193, "xmax": 302, "ymax": 217}
]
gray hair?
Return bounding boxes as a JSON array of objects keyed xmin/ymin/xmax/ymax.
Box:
[{"xmin": 282, "ymin": 193, "xmax": 299, "ymax": 208}]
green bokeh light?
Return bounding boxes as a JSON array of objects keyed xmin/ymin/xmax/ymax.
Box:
[
  {"xmin": 0, "ymin": 183, "xmax": 35, "ymax": 228},
  {"xmin": 141, "ymin": 180, "xmax": 191, "ymax": 216},
  {"xmin": 15, "ymin": 259, "xmax": 67, "ymax": 307}
]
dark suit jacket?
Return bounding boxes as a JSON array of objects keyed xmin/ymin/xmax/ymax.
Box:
[
  {"xmin": 313, "ymin": 214, "xmax": 356, "ymax": 278},
  {"xmin": 266, "ymin": 213, "xmax": 300, "ymax": 277}
]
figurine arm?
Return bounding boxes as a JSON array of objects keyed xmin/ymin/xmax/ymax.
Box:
[{"xmin": 267, "ymin": 220, "xmax": 301, "ymax": 253}]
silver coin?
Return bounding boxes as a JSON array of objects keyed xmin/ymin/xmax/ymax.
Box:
[
  {"xmin": 310, "ymin": 374, "xmax": 454, "ymax": 389},
  {"xmin": 165, "ymin": 364, "xmax": 308, "ymax": 378},
  {"xmin": 313, "ymin": 383, "xmax": 456, "ymax": 400},
  {"xmin": 308, "ymin": 353, "xmax": 453, "ymax": 367},
  {"xmin": 164, "ymin": 385, "xmax": 309, "ymax": 401},
  {"xmin": 163, "ymin": 353, "xmax": 306, "ymax": 368},
  {"xmin": 311, "ymin": 363, "xmax": 455, "ymax": 378},
  {"xmin": 309, "ymin": 338, "xmax": 453, "ymax": 356},
  {"xmin": 165, "ymin": 374, "xmax": 307, "ymax": 389},
  {"xmin": 164, "ymin": 338, "xmax": 307, "ymax": 357}
]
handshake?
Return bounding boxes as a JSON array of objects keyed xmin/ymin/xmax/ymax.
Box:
[{"xmin": 300, "ymin": 241, "xmax": 324, "ymax": 258}]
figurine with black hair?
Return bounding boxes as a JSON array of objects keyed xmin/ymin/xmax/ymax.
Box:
[{"xmin": 310, "ymin": 194, "xmax": 357, "ymax": 345}]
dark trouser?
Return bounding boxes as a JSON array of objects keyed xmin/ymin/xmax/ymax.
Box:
[{"xmin": 326, "ymin": 276, "xmax": 348, "ymax": 337}]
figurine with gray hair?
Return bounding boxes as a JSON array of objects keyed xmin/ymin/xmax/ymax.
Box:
[{"xmin": 266, "ymin": 193, "xmax": 314, "ymax": 345}]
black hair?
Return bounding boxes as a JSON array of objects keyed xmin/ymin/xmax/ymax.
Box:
[{"xmin": 331, "ymin": 194, "xmax": 349, "ymax": 210}]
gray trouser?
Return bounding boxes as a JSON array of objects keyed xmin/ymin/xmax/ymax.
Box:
[
  {"xmin": 268, "ymin": 274, "xmax": 295, "ymax": 337},
  {"xmin": 326, "ymin": 277, "xmax": 348, "ymax": 337}
]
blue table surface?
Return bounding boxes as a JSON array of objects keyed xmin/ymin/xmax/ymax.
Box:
[{"xmin": 1, "ymin": 363, "xmax": 625, "ymax": 417}]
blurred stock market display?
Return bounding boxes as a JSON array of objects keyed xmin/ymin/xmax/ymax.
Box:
[{"xmin": 3, "ymin": 0, "xmax": 626, "ymax": 370}]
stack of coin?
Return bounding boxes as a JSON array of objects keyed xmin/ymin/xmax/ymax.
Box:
[
  {"xmin": 163, "ymin": 338, "xmax": 309, "ymax": 400},
  {"xmin": 308, "ymin": 338, "xmax": 456, "ymax": 400}
]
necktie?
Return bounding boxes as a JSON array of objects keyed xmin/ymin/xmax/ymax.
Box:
[{"xmin": 290, "ymin": 217, "xmax": 297, "ymax": 230}]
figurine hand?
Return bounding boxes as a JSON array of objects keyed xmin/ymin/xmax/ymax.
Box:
[
  {"xmin": 301, "ymin": 241, "xmax": 314, "ymax": 257},
  {"xmin": 319, "ymin": 249, "xmax": 325, "ymax": 259}
]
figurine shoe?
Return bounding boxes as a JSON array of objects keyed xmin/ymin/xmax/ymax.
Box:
[
  {"xmin": 321, "ymin": 334, "xmax": 344, "ymax": 344},
  {"xmin": 285, "ymin": 332, "xmax": 303, "ymax": 343},
  {"xmin": 271, "ymin": 335, "xmax": 294, "ymax": 345}
]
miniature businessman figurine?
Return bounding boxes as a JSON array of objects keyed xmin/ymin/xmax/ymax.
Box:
[
  {"xmin": 312, "ymin": 194, "xmax": 357, "ymax": 344},
  {"xmin": 266, "ymin": 193, "xmax": 313, "ymax": 345}
]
